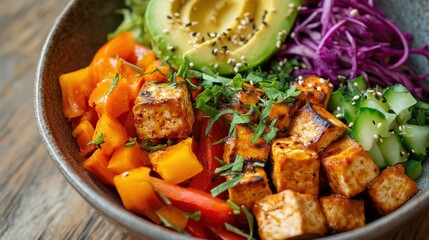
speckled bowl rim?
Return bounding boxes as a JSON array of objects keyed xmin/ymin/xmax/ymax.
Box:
[{"xmin": 34, "ymin": 0, "xmax": 429, "ymax": 239}]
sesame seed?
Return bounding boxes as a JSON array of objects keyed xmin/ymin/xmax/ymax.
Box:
[
  {"xmin": 174, "ymin": 12, "xmax": 180, "ymax": 17},
  {"xmin": 234, "ymin": 66, "xmax": 239, "ymax": 73},
  {"xmin": 319, "ymin": 78, "xmax": 325, "ymax": 83},
  {"xmin": 163, "ymin": 29, "xmax": 170, "ymax": 33},
  {"xmin": 298, "ymin": 80, "xmax": 304, "ymax": 85},
  {"xmin": 337, "ymin": 107, "xmax": 341, "ymax": 111},
  {"xmin": 189, "ymin": 62, "xmax": 194, "ymax": 67},
  {"xmin": 122, "ymin": 172, "xmax": 129, "ymax": 177},
  {"xmin": 276, "ymin": 41, "xmax": 281, "ymax": 48},
  {"xmin": 352, "ymin": 95, "xmax": 360, "ymax": 101},
  {"xmin": 328, "ymin": 83, "xmax": 334, "ymax": 88},
  {"xmin": 373, "ymin": 134, "xmax": 379, "ymax": 140},
  {"xmin": 166, "ymin": 15, "xmax": 172, "ymax": 19},
  {"xmin": 212, "ymin": 48, "xmax": 218, "ymax": 55},
  {"xmin": 350, "ymin": 9, "xmax": 359, "ymax": 16},
  {"xmin": 336, "ymin": 113, "xmax": 342, "ymax": 118},
  {"xmin": 240, "ymin": 55, "xmax": 246, "ymax": 60},
  {"xmin": 377, "ymin": 122, "xmax": 383, "ymax": 128},
  {"xmin": 400, "ymin": 151, "xmax": 406, "ymax": 156},
  {"xmin": 298, "ymin": 75, "xmax": 303, "ymax": 80},
  {"xmin": 214, "ymin": 63, "xmax": 219, "ymax": 69},
  {"xmin": 379, "ymin": 138, "xmax": 384, "ymax": 143},
  {"xmin": 353, "ymin": 82, "xmax": 358, "ymax": 87},
  {"xmin": 289, "ymin": 3, "xmax": 295, "ymax": 8},
  {"xmin": 411, "ymin": 149, "xmax": 416, "ymax": 153},
  {"xmin": 348, "ymin": 122, "xmax": 354, "ymax": 128},
  {"xmin": 271, "ymin": 8, "xmax": 277, "ymax": 12},
  {"xmin": 307, "ymin": 83, "xmax": 313, "ymax": 88},
  {"xmin": 316, "ymin": 86, "xmax": 322, "ymax": 91},
  {"xmin": 376, "ymin": 92, "xmax": 383, "ymax": 97},
  {"xmin": 352, "ymin": 102, "xmax": 356, "ymax": 105},
  {"xmin": 398, "ymin": 126, "xmax": 403, "ymax": 131}
]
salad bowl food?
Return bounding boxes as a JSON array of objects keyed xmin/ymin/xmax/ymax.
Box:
[{"xmin": 35, "ymin": 0, "xmax": 429, "ymax": 239}]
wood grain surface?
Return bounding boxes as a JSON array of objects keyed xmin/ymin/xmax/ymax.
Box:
[{"xmin": 0, "ymin": 0, "xmax": 428, "ymax": 239}]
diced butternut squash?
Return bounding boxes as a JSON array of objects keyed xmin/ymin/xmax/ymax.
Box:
[
  {"xmin": 108, "ymin": 144, "xmax": 149, "ymax": 175},
  {"xmin": 92, "ymin": 114, "xmax": 128, "ymax": 155},
  {"xmin": 59, "ymin": 67, "xmax": 92, "ymax": 119},
  {"xmin": 72, "ymin": 120, "xmax": 96, "ymax": 157},
  {"xmin": 136, "ymin": 50, "xmax": 156, "ymax": 70},
  {"xmin": 156, "ymin": 205, "xmax": 189, "ymax": 229},
  {"xmin": 114, "ymin": 167, "xmax": 163, "ymax": 223},
  {"xmin": 83, "ymin": 149, "xmax": 115, "ymax": 186},
  {"xmin": 88, "ymin": 76, "xmax": 130, "ymax": 118},
  {"xmin": 142, "ymin": 60, "xmax": 170, "ymax": 83},
  {"xmin": 149, "ymin": 138, "xmax": 203, "ymax": 184}
]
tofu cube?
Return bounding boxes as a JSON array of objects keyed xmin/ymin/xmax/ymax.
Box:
[
  {"xmin": 295, "ymin": 75, "xmax": 334, "ymax": 108},
  {"xmin": 268, "ymin": 99, "xmax": 303, "ymax": 137},
  {"xmin": 271, "ymin": 138, "xmax": 319, "ymax": 195},
  {"xmin": 223, "ymin": 124, "xmax": 270, "ymax": 164},
  {"xmin": 254, "ymin": 190, "xmax": 327, "ymax": 240},
  {"xmin": 228, "ymin": 167, "xmax": 272, "ymax": 210},
  {"xmin": 368, "ymin": 164, "xmax": 418, "ymax": 215},
  {"xmin": 133, "ymin": 82, "xmax": 194, "ymax": 140},
  {"xmin": 320, "ymin": 195, "xmax": 365, "ymax": 232},
  {"xmin": 321, "ymin": 136, "xmax": 380, "ymax": 197},
  {"xmin": 289, "ymin": 103, "xmax": 347, "ymax": 152}
]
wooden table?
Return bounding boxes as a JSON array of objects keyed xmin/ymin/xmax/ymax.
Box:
[{"xmin": 0, "ymin": 0, "xmax": 429, "ymax": 239}]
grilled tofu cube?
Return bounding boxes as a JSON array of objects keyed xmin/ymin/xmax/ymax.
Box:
[
  {"xmin": 320, "ymin": 195, "xmax": 365, "ymax": 232},
  {"xmin": 289, "ymin": 103, "xmax": 347, "ymax": 152},
  {"xmin": 368, "ymin": 164, "xmax": 417, "ymax": 215},
  {"xmin": 271, "ymin": 138, "xmax": 319, "ymax": 195},
  {"xmin": 268, "ymin": 99, "xmax": 303, "ymax": 137},
  {"xmin": 223, "ymin": 124, "xmax": 270, "ymax": 164},
  {"xmin": 254, "ymin": 190, "xmax": 327, "ymax": 240},
  {"xmin": 295, "ymin": 75, "xmax": 334, "ymax": 108},
  {"xmin": 133, "ymin": 82, "xmax": 194, "ymax": 140},
  {"xmin": 228, "ymin": 167, "xmax": 272, "ymax": 210},
  {"xmin": 321, "ymin": 136, "xmax": 379, "ymax": 197}
]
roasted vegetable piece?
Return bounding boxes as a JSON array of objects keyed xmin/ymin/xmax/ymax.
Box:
[
  {"xmin": 321, "ymin": 136, "xmax": 379, "ymax": 197},
  {"xmin": 88, "ymin": 74, "xmax": 130, "ymax": 118},
  {"xmin": 83, "ymin": 149, "xmax": 115, "ymax": 186},
  {"xmin": 189, "ymin": 118, "xmax": 228, "ymax": 193},
  {"xmin": 294, "ymin": 75, "xmax": 334, "ymax": 108},
  {"xmin": 149, "ymin": 177, "xmax": 235, "ymax": 227},
  {"xmin": 108, "ymin": 144, "xmax": 149, "ymax": 175},
  {"xmin": 92, "ymin": 113, "xmax": 128, "ymax": 155},
  {"xmin": 142, "ymin": 60, "xmax": 171, "ymax": 83},
  {"xmin": 156, "ymin": 205, "xmax": 188, "ymax": 230},
  {"xmin": 149, "ymin": 138, "xmax": 203, "ymax": 184},
  {"xmin": 72, "ymin": 120, "xmax": 96, "ymax": 157},
  {"xmin": 368, "ymin": 164, "xmax": 417, "ymax": 215},
  {"xmin": 253, "ymin": 189, "xmax": 327, "ymax": 240},
  {"xmin": 89, "ymin": 32, "xmax": 137, "ymax": 86},
  {"xmin": 114, "ymin": 167, "xmax": 163, "ymax": 223},
  {"xmin": 59, "ymin": 67, "xmax": 92, "ymax": 119}
]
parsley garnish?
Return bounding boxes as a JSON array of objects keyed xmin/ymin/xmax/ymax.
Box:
[
  {"xmin": 124, "ymin": 137, "xmax": 137, "ymax": 147},
  {"xmin": 107, "ymin": 73, "xmax": 120, "ymax": 97},
  {"xmin": 140, "ymin": 139, "xmax": 168, "ymax": 152},
  {"xmin": 184, "ymin": 211, "xmax": 201, "ymax": 221},
  {"xmin": 211, "ymin": 155, "xmax": 244, "ymax": 197},
  {"xmin": 226, "ymin": 200, "xmax": 241, "ymax": 215},
  {"xmin": 210, "ymin": 175, "xmax": 243, "ymax": 197},
  {"xmin": 87, "ymin": 133, "xmax": 105, "ymax": 149}
]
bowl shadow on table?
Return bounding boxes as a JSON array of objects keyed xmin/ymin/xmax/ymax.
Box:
[{"xmin": 34, "ymin": 0, "xmax": 429, "ymax": 239}]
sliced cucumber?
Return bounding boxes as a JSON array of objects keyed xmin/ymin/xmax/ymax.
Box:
[
  {"xmin": 329, "ymin": 87, "xmax": 358, "ymax": 123},
  {"xmin": 404, "ymin": 160, "xmax": 423, "ymax": 180},
  {"xmin": 396, "ymin": 108, "xmax": 413, "ymax": 125},
  {"xmin": 350, "ymin": 75, "xmax": 368, "ymax": 93},
  {"xmin": 353, "ymin": 107, "xmax": 386, "ymax": 151},
  {"xmin": 384, "ymin": 84, "xmax": 417, "ymax": 115},
  {"xmin": 368, "ymin": 143, "xmax": 387, "ymax": 168},
  {"xmin": 399, "ymin": 124, "xmax": 429, "ymax": 160},
  {"xmin": 360, "ymin": 90, "xmax": 390, "ymax": 112},
  {"xmin": 378, "ymin": 134, "xmax": 408, "ymax": 166}
]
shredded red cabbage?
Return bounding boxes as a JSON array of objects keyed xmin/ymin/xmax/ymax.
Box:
[{"xmin": 277, "ymin": 0, "xmax": 429, "ymax": 98}]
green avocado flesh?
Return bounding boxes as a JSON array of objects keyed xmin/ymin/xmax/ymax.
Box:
[{"xmin": 144, "ymin": 0, "xmax": 302, "ymax": 75}]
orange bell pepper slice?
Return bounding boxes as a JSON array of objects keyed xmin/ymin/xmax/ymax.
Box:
[
  {"xmin": 92, "ymin": 113, "xmax": 128, "ymax": 155},
  {"xmin": 156, "ymin": 205, "xmax": 189, "ymax": 230},
  {"xmin": 114, "ymin": 167, "xmax": 163, "ymax": 223},
  {"xmin": 59, "ymin": 67, "xmax": 92, "ymax": 119},
  {"xmin": 149, "ymin": 138, "xmax": 203, "ymax": 184},
  {"xmin": 83, "ymin": 149, "xmax": 115, "ymax": 186}
]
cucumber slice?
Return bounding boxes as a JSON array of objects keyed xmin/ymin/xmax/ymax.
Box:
[
  {"xmin": 360, "ymin": 90, "xmax": 390, "ymax": 112},
  {"xmin": 353, "ymin": 107, "xmax": 386, "ymax": 151},
  {"xmin": 377, "ymin": 134, "xmax": 408, "ymax": 166},
  {"xmin": 404, "ymin": 160, "xmax": 423, "ymax": 180},
  {"xmin": 384, "ymin": 84, "xmax": 417, "ymax": 115},
  {"xmin": 329, "ymin": 87, "xmax": 358, "ymax": 123},
  {"xmin": 399, "ymin": 124, "xmax": 429, "ymax": 160},
  {"xmin": 368, "ymin": 143, "xmax": 387, "ymax": 168},
  {"xmin": 349, "ymin": 75, "xmax": 368, "ymax": 93},
  {"xmin": 396, "ymin": 108, "xmax": 413, "ymax": 125}
]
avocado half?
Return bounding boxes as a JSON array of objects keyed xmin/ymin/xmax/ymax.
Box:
[{"xmin": 144, "ymin": 0, "xmax": 302, "ymax": 75}]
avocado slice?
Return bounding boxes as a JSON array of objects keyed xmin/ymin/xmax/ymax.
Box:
[{"xmin": 145, "ymin": 0, "xmax": 302, "ymax": 75}]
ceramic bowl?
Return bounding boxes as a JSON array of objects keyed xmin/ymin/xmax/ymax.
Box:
[{"xmin": 34, "ymin": 0, "xmax": 429, "ymax": 239}]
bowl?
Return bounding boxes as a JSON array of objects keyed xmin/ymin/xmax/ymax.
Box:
[{"xmin": 34, "ymin": 0, "xmax": 429, "ymax": 239}]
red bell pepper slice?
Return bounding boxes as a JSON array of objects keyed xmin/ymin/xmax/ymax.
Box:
[
  {"xmin": 189, "ymin": 118, "xmax": 229, "ymax": 196},
  {"xmin": 150, "ymin": 177, "xmax": 235, "ymax": 227}
]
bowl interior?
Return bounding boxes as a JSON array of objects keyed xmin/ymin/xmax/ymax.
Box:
[{"xmin": 35, "ymin": 0, "xmax": 429, "ymax": 239}]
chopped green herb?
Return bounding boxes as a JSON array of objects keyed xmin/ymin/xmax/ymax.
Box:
[
  {"xmin": 156, "ymin": 190, "xmax": 172, "ymax": 205},
  {"xmin": 242, "ymin": 206, "xmax": 255, "ymax": 240},
  {"xmin": 252, "ymin": 162, "xmax": 265, "ymax": 168},
  {"xmin": 156, "ymin": 212, "xmax": 189, "ymax": 235},
  {"xmin": 124, "ymin": 137, "xmax": 137, "ymax": 148},
  {"xmin": 225, "ymin": 223, "xmax": 252, "ymax": 239},
  {"xmin": 185, "ymin": 211, "xmax": 201, "ymax": 221},
  {"xmin": 107, "ymin": 73, "xmax": 120, "ymax": 97},
  {"xmin": 87, "ymin": 133, "xmax": 105, "ymax": 149},
  {"xmin": 226, "ymin": 200, "xmax": 241, "ymax": 215},
  {"xmin": 210, "ymin": 175, "xmax": 243, "ymax": 197}
]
